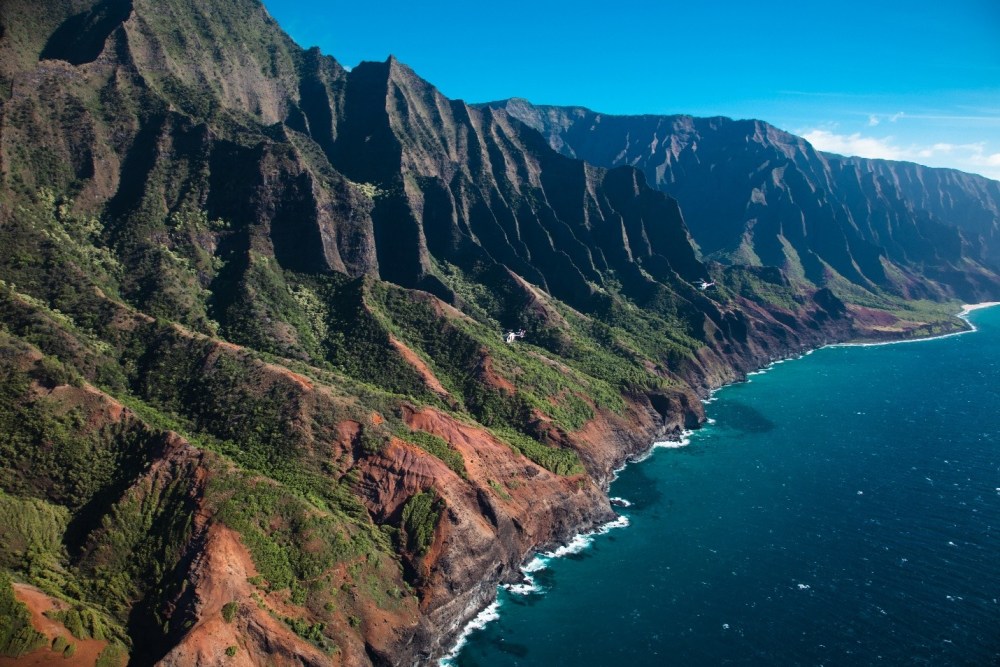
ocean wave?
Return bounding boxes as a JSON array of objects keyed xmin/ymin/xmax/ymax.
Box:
[
  {"xmin": 439, "ymin": 600, "xmax": 502, "ymax": 666},
  {"xmin": 653, "ymin": 430, "xmax": 693, "ymax": 449},
  {"xmin": 503, "ymin": 576, "xmax": 539, "ymax": 596},
  {"xmin": 503, "ymin": 516, "xmax": 632, "ymax": 598},
  {"xmin": 832, "ymin": 302, "xmax": 999, "ymax": 349},
  {"xmin": 442, "ymin": 512, "xmax": 631, "ymax": 662},
  {"xmin": 616, "ymin": 430, "xmax": 694, "ymax": 472},
  {"xmin": 542, "ymin": 515, "xmax": 630, "ymax": 560}
]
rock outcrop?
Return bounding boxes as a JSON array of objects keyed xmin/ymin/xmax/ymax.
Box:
[{"xmin": 0, "ymin": 1, "xmax": 991, "ymax": 665}]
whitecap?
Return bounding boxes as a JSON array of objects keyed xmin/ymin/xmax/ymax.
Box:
[
  {"xmin": 439, "ymin": 600, "xmax": 502, "ymax": 666},
  {"xmin": 653, "ymin": 440, "xmax": 689, "ymax": 450},
  {"xmin": 651, "ymin": 430, "xmax": 693, "ymax": 451},
  {"xmin": 521, "ymin": 556, "xmax": 548, "ymax": 573},
  {"xmin": 503, "ymin": 575, "xmax": 538, "ymax": 596},
  {"xmin": 541, "ymin": 515, "xmax": 631, "ymax": 559}
]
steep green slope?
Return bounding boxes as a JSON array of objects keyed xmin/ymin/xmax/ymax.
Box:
[{"xmin": 0, "ymin": 0, "xmax": 977, "ymax": 664}]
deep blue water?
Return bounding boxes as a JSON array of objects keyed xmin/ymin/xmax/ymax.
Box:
[{"xmin": 450, "ymin": 306, "xmax": 1000, "ymax": 666}]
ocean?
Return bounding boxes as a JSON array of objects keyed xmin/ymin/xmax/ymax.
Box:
[{"xmin": 447, "ymin": 305, "xmax": 1000, "ymax": 666}]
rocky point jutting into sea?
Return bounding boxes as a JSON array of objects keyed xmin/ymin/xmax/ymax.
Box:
[{"xmin": 0, "ymin": 0, "xmax": 998, "ymax": 664}]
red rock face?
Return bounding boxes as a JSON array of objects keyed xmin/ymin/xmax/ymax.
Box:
[
  {"xmin": 158, "ymin": 526, "xmax": 341, "ymax": 667},
  {"xmin": 2, "ymin": 1, "xmax": 986, "ymax": 665}
]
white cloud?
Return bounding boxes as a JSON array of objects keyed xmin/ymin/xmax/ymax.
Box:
[
  {"xmin": 798, "ymin": 130, "xmax": 1000, "ymax": 181},
  {"xmin": 865, "ymin": 111, "xmax": 905, "ymax": 127},
  {"xmin": 800, "ymin": 129, "xmax": 905, "ymax": 161},
  {"xmin": 970, "ymin": 152, "xmax": 1000, "ymax": 168}
]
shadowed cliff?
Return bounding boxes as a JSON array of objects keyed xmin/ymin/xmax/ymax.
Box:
[
  {"xmin": 0, "ymin": 0, "xmax": 984, "ymax": 665},
  {"xmin": 489, "ymin": 99, "xmax": 1000, "ymax": 303}
]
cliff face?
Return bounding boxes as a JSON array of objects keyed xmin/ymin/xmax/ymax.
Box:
[
  {"xmin": 0, "ymin": 1, "xmax": 983, "ymax": 665},
  {"xmin": 491, "ymin": 99, "xmax": 1000, "ymax": 303}
]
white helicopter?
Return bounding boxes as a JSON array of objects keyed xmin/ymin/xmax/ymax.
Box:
[
  {"xmin": 504, "ymin": 329, "xmax": 526, "ymax": 344},
  {"xmin": 697, "ymin": 280, "xmax": 716, "ymax": 291}
]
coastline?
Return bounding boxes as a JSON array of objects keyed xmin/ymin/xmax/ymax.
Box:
[
  {"xmin": 832, "ymin": 301, "xmax": 1000, "ymax": 348},
  {"xmin": 436, "ymin": 301, "xmax": 1000, "ymax": 665}
]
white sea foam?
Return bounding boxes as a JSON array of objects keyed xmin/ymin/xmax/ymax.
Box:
[
  {"xmin": 440, "ymin": 303, "xmax": 998, "ymax": 664},
  {"xmin": 832, "ymin": 302, "xmax": 1000, "ymax": 349},
  {"xmin": 503, "ymin": 575, "xmax": 538, "ymax": 596},
  {"xmin": 652, "ymin": 430, "xmax": 693, "ymax": 450},
  {"xmin": 627, "ymin": 431, "xmax": 693, "ymax": 466},
  {"xmin": 609, "ymin": 496, "xmax": 633, "ymax": 507},
  {"xmin": 652, "ymin": 438, "xmax": 690, "ymax": 450},
  {"xmin": 654, "ymin": 441, "xmax": 689, "ymax": 450},
  {"xmin": 542, "ymin": 515, "xmax": 631, "ymax": 559},
  {"xmin": 521, "ymin": 556, "xmax": 548, "ymax": 573},
  {"xmin": 439, "ymin": 600, "xmax": 502, "ymax": 666},
  {"xmin": 961, "ymin": 301, "xmax": 1000, "ymax": 315},
  {"xmin": 441, "ymin": 513, "xmax": 631, "ymax": 661}
]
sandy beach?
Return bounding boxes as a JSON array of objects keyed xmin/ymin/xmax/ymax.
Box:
[{"xmin": 960, "ymin": 302, "xmax": 1000, "ymax": 316}]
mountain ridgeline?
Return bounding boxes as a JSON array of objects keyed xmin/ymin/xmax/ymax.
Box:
[
  {"xmin": 0, "ymin": 0, "xmax": 996, "ymax": 665},
  {"xmin": 491, "ymin": 99, "xmax": 1000, "ymax": 302}
]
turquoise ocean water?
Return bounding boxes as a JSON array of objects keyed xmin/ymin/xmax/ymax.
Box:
[{"xmin": 450, "ymin": 306, "xmax": 1000, "ymax": 665}]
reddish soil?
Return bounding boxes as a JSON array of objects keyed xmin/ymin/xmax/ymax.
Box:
[
  {"xmin": 477, "ymin": 355, "xmax": 515, "ymax": 392},
  {"xmin": 158, "ymin": 525, "xmax": 337, "ymax": 667},
  {"xmin": 389, "ymin": 336, "xmax": 450, "ymax": 397},
  {"xmin": 0, "ymin": 585, "xmax": 110, "ymax": 667},
  {"xmin": 847, "ymin": 304, "xmax": 901, "ymax": 328}
]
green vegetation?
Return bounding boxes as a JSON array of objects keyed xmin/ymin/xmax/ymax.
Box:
[
  {"xmin": 400, "ymin": 492, "xmax": 441, "ymax": 556},
  {"xmin": 491, "ymin": 427, "xmax": 585, "ymax": 477},
  {"xmin": 46, "ymin": 606, "xmax": 108, "ymax": 641},
  {"xmin": 282, "ymin": 616, "xmax": 331, "ymax": 651},
  {"xmin": 0, "ymin": 491, "xmax": 69, "ymax": 576},
  {"xmin": 488, "ymin": 480, "xmax": 512, "ymax": 501},
  {"xmin": 402, "ymin": 430, "xmax": 466, "ymax": 478},
  {"xmin": 94, "ymin": 642, "xmax": 127, "ymax": 667},
  {"xmin": 221, "ymin": 602, "xmax": 239, "ymax": 623},
  {"xmin": 0, "ymin": 571, "xmax": 46, "ymax": 657},
  {"xmin": 209, "ymin": 473, "xmax": 362, "ymax": 594},
  {"xmin": 0, "ymin": 2, "xmax": 979, "ymax": 659}
]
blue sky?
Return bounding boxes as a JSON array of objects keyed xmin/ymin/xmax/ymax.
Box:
[{"xmin": 262, "ymin": 0, "xmax": 1000, "ymax": 179}]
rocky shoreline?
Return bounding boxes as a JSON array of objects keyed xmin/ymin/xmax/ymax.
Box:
[{"xmin": 422, "ymin": 305, "xmax": 978, "ymax": 666}]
